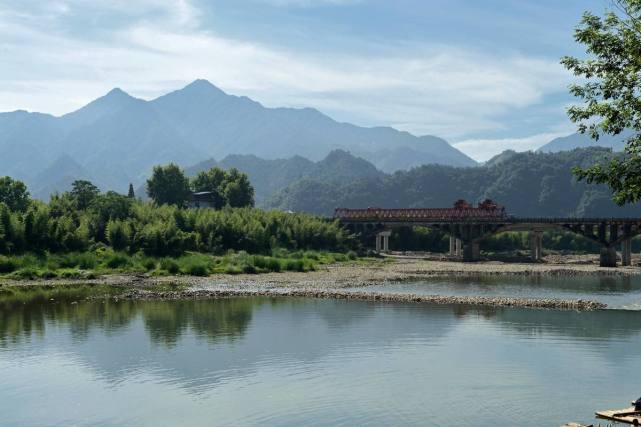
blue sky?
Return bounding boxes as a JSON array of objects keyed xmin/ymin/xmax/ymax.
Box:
[{"xmin": 0, "ymin": 0, "xmax": 612, "ymax": 160}]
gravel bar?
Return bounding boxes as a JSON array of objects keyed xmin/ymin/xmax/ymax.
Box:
[{"xmin": 113, "ymin": 288, "xmax": 607, "ymax": 311}]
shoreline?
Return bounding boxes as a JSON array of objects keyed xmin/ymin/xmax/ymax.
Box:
[
  {"xmin": 113, "ymin": 288, "xmax": 607, "ymax": 311},
  {"xmin": 3, "ymin": 255, "xmax": 641, "ymax": 289},
  {"xmin": 3, "ymin": 256, "xmax": 637, "ymax": 311}
]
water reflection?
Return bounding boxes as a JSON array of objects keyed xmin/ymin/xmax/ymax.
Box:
[
  {"xmin": 358, "ymin": 275, "xmax": 641, "ymax": 309},
  {"xmin": 2, "ymin": 297, "xmax": 641, "ymax": 426}
]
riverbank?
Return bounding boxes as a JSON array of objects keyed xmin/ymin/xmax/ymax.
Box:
[{"xmin": 3, "ymin": 256, "xmax": 638, "ymax": 310}]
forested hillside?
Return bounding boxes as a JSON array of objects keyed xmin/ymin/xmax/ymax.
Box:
[
  {"xmin": 267, "ymin": 148, "xmax": 641, "ymax": 217},
  {"xmin": 185, "ymin": 150, "xmax": 384, "ymax": 205}
]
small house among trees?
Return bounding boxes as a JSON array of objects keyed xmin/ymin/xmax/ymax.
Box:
[{"xmin": 188, "ymin": 191, "xmax": 219, "ymax": 208}]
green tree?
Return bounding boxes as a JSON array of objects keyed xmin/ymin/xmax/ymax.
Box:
[
  {"xmin": 106, "ymin": 219, "xmax": 130, "ymax": 251},
  {"xmin": 224, "ymin": 168, "xmax": 255, "ymax": 208},
  {"xmin": 128, "ymin": 183, "xmax": 135, "ymax": 199},
  {"xmin": 191, "ymin": 167, "xmax": 226, "ymax": 208},
  {"xmin": 0, "ymin": 176, "xmax": 30, "ymax": 212},
  {"xmin": 562, "ymin": 0, "xmax": 641, "ymax": 204},
  {"xmin": 70, "ymin": 180, "xmax": 100, "ymax": 210},
  {"xmin": 146, "ymin": 164, "xmax": 191, "ymax": 207}
]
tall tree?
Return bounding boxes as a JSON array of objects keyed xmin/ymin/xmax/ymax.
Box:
[
  {"xmin": 562, "ymin": 0, "xmax": 641, "ymax": 204},
  {"xmin": 127, "ymin": 183, "xmax": 135, "ymax": 199},
  {"xmin": 0, "ymin": 176, "xmax": 30, "ymax": 212},
  {"xmin": 146, "ymin": 163, "xmax": 191, "ymax": 207},
  {"xmin": 70, "ymin": 180, "xmax": 100, "ymax": 210},
  {"xmin": 224, "ymin": 168, "xmax": 255, "ymax": 208}
]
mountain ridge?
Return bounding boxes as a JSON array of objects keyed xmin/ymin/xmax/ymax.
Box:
[{"xmin": 0, "ymin": 79, "xmax": 476, "ymax": 198}]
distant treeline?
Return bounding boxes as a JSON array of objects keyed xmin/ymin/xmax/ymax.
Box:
[
  {"xmin": 389, "ymin": 226, "xmax": 641, "ymax": 254},
  {"xmin": 0, "ymin": 167, "xmax": 355, "ymax": 257},
  {"xmin": 267, "ymin": 147, "xmax": 641, "ymax": 217}
]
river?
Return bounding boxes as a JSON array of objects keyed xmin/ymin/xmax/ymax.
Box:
[{"xmin": 1, "ymin": 287, "xmax": 640, "ymax": 426}]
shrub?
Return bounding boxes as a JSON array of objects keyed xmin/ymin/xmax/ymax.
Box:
[
  {"xmin": 266, "ymin": 257, "xmax": 281, "ymax": 272},
  {"xmin": 179, "ymin": 255, "xmax": 211, "ymax": 276},
  {"xmin": 0, "ymin": 256, "xmax": 18, "ymax": 273},
  {"xmin": 160, "ymin": 258, "xmax": 180, "ymax": 274},
  {"xmin": 304, "ymin": 251, "xmax": 320, "ymax": 260},
  {"xmin": 105, "ymin": 253, "xmax": 130, "ymax": 269},
  {"xmin": 283, "ymin": 259, "xmax": 304, "ymax": 272},
  {"xmin": 142, "ymin": 258, "xmax": 157, "ymax": 271},
  {"xmin": 12, "ymin": 268, "xmax": 39, "ymax": 279},
  {"xmin": 39, "ymin": 270, "xmax": 58, "ymax": 279},
  {"xmin": 77, "ymin": 253, "xmax": 98, "ymax": 269},
  {"xmin": 347, "ymin": 250, "xmax": 358, "ymax": 260},
  {"xmin": 242, "ymin": 263, "xmax": 257, "ymax": 274}
]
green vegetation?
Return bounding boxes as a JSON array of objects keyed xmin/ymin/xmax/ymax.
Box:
[
  {"xmin": 562, "ymin": 0, "xmax": 641, "ymax": 204},
  {"xmin": 0, "ymin": 249, "xmax": 354, "ymax": 280},
  {"xmin": 390, "ymin": 226, "xmax": 641, "ymax": 254},
  {"xmin": 0, "ymin": 283, "xmax": 129, "ymax": 307},
  {"xmin": 0, "ymin": 169, "xmax": 357, "ymax": 280},
  {"xmin": 0, "ymin": 176, "xmax": 30, "ymax": 212},
  {"xmin": 147, "ymin": 163, "xmax": 255, "ymax": 208},
  {"xmin": 267, "ymin": 148, "xmax": 641, "ymax": 217}
]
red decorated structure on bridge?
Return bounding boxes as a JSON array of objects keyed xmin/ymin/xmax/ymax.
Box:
[{"xmin": 334, "ymin": 199, "xmax": 506, "ymax": 222}]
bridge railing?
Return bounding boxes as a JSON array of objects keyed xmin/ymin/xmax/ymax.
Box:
[
  {"xmin": 333, "ymin": 207, "xmax": 507, "ymax": 221},
  {"xmin": 333, "ymin": 209, "xmax": 641, "ymax": 225}
]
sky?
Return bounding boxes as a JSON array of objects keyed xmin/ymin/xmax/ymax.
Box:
[{"xmin": 0, "ymin": 0, "xmax": 614, "ymax": 161}]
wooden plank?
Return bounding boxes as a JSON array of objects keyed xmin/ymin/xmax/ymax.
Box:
[{"xmin": 596, "ymin": 406, "xmax": 640, "ymax": 424}]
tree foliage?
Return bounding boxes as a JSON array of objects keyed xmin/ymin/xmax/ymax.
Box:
[
  {"xmin": 191, "ymin": 166, "xmax": 254, "ymax": 208},
  {"xmin": 0, "ymin": 176, "xmax": 30, "ymax": 212},
  {"xmin": 561, "ymin": 0, "xmax": 641, "ymax": 204},
  {"xmin": 268, "ymin": 148, "xmax": 640, "ymax": 217},
  {"xmin": 0, "ymin": 177, "xmax": 354, "ymax": 257},
  {"xmin": 146, "ymin": 163, "xmax": 192, "ymax": 207},
  {"xmin": 70, "ymin": 180, "xmax": 100, "ymax": 210}
]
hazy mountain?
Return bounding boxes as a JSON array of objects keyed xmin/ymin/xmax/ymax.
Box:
[
  {"xmin": 31, "ymin": 155, "xmax": 92, "ymax": 200},
  {"xmin": 537, "ymin": 131, "xmax": 631, "ymax": 153},
  {"xmin": 185, "ymin": 149, "xmax": 384, "ymax": 205},
  {"xmin": 267, "ymin": 147, "xmax": 641, "ymax": 217},
  {"xmin": 0, "ymin": 79, "xmax": 475, "ymax": 199}
]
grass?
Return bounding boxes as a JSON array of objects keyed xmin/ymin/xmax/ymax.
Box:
[{"xmin": 0, "ymin": 248, "xmax": 365, "ymax": 280}]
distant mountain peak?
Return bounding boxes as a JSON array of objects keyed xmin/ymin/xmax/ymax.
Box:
[
  {"xmin": 98, "ymin": 87, "xmax": 137, "ymax": 104},
  {"xmin": 181, "ymin": 79, "xmax": 226, "ymax": 95}
]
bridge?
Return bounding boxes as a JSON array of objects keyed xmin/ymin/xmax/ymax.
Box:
[{"xmin": 334, "ymin": 200, "xmax": 641, "ymax": 267}]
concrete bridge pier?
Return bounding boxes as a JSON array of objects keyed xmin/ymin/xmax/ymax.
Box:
[
  {"xmin": 530, "ymin": 231, "xmax": 543, "ymax": 261},
  {"xmin": 600, "ymin": 246, "xmax": 617, "ymax": 268},
  {"xmin": 462, "ymin": 241, "xmax": 480, "ymax": 262},
  {"xmin": 621, "ymin": 238, "xmax": 632, "ymax": 266},
  {"xmin": 449, "ymin": 236, "xmax": 462, "ymax": 256},
  {"xmin": 375, "ymin": 231, "xmax": 391, "ymax": 254}
]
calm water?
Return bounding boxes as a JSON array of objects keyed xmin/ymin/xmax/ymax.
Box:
[
  {"xmin": 348, "ymin": 275, "xmax": 641, "ymax": 310},
  {"xmin": 1, "ymin": 297, "xmax": 640, "ymax": 426}
]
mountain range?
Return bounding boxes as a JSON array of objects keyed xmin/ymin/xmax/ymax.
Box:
[
  {"xmin": 537, "ymin": 130, "xmax": 631, "ymax": 153},
  {"xmin": 0, "ymin": 79, "xmax": 476, "ymax": 199},
  {"xmin": 266, "ymin": 147, "xmax": 641, "ymax": 217}
]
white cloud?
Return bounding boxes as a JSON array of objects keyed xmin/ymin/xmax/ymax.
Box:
[
  {"xmin": 0, "ymin": 0, "xmax": 571, "ymax": 141},
  {"xmin": 453, "ymin": 130, "xmax": 574, "ymax": 162},
  {"xmin": 254, "ymin": 0, "xmax": 360, "ymax": 7}
]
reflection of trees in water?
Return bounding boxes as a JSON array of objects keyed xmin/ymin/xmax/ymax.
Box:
[
  {"xmin": 142, "ymin": 298, "xmax": 257, "ymax": 348},
  {"xmin": 432, "ymin": 275, "xmax": 641, "ymax": 293},
  {"xmin": 0, "ymin": 301, "xmax": 137, "ymax": 347},
  {"xmin": 450, "ymin": 304, "xmax": 641, "ymax": 341},
  {"xmin": 0, "ymin": 298, "xmax": 260, "ymax": 348}
]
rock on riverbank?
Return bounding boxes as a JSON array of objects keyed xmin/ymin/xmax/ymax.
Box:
[{"xmin": 114, "ymin": 288, "xmax": 606, "ymax": 311}]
